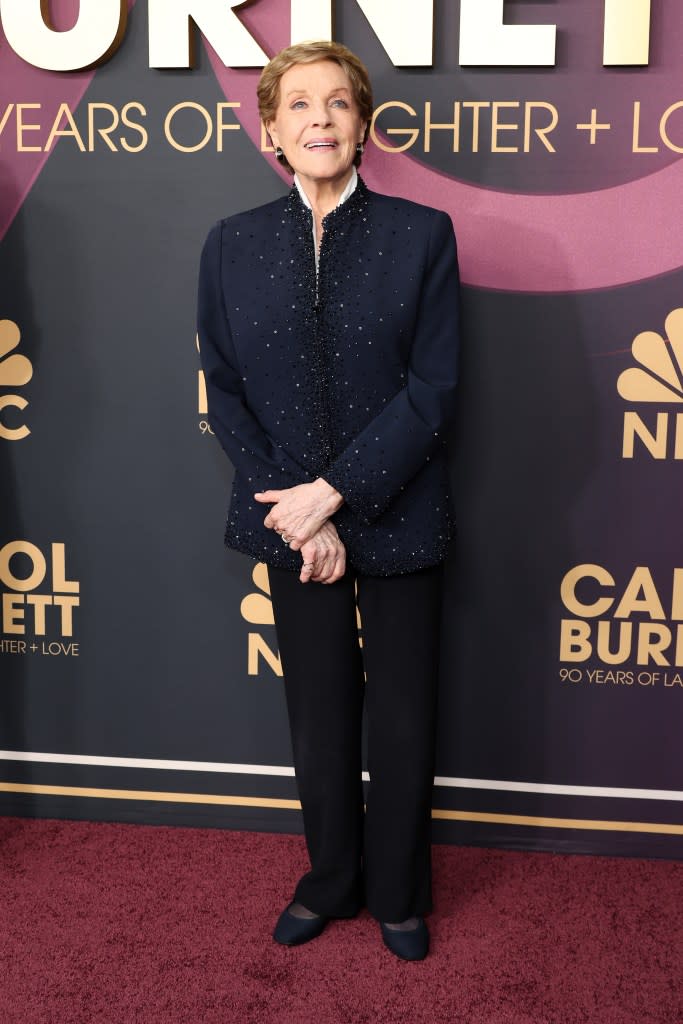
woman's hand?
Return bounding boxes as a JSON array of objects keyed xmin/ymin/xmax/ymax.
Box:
[
  {"xmin": 254, "ymin": 478, "xmax": 343, "ymax": 550},
  {"xmin": 298, "ymin": 520, "xmax": 347, "ymax": 584}
]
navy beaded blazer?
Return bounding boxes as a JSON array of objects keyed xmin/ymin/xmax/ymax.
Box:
[{"xmin": 197, "ymin": 176, "xmax": 460, "ymax": 576}]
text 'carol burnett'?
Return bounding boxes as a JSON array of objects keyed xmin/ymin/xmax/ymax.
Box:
[{"xmin": 560, "ymin": 565, "xmax": 683, "ymax": 668}]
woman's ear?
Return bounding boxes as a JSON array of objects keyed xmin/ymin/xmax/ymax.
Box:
[{"xmin": 266, "ymin": 121, "xmax": 279, "ymax": 149}]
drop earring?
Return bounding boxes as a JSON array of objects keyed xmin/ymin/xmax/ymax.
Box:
[
  {"xmin": 356, "ymin": 142, "xmax": 364, "ymax": 155},
  {"xmin": 275, "ymin": 146, "xmax": 285, "ymax": 162}
]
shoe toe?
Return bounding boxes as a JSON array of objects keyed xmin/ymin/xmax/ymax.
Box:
[
  {"xmin": 273, "ymin": 903, "xmax": 328, "ymax": 946},
  {"xmin": 380, "ymin": 918, "xmax": 429, "ymax": 961}
]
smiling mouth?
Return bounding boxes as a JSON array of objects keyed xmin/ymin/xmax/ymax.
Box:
[{"xmin": 304, "ymin": 141, "xmax": 338, "ymax": 151}]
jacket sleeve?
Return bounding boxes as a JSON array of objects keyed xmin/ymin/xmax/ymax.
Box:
[
  {"xmin": 197, "ymin": 221, "xmax": 313, "ymax": 491},
  {"xmin": 323, "ymin": 210, "xmax": 460, "ymax": 523}
]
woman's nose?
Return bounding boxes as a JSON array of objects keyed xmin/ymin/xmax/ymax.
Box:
[{"xmin": 311, "ymin": 106, "xmax": 332, "ymax": 128}]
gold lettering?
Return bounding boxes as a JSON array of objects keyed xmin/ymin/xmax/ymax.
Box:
[
  {"xmin": 121, "ymin": 102, "xmax": 149, "ymax": 153},
  {"xmin": 164, "ymin": 101, "xmax": 212, "ymax": 153},
  {"xmin": 596, "ymin": 620, "xmax": 632, "ymax": 664},
  {"xmin": 2, "ymin": 593, "xmax": 25, "ymax": 635},
  {"xmin": 248, "ymin": 633, "xmax": 282, "ymax": 676},
  {"xmin": 52, "ymin": 595, "xmax": 79, "ymax": 637},
  {"xmin": 560, "ymin": 619, "xmax": 592, "ymax": 662},
  {"xmin": 423, "ymin": 102, "xmax": 460, "ymax": 154},
  {"xmin": 561, "ymin": 564, "xmax": 615, "ymax": 618},
  {"xmin": 25, "ymin": 594, "xmax": 52, "ymax": 635},
  {"xmin": 462, "ymin": 102, "xmax": 490, "ymax": 153},
  {"xmin": 0, "ymin": 103, "xmax": 15, "ymax": 141},
  {"xmin": 491, "ymin": 101, "xmax": 519, "ymax": 153},
  {"xmin": 216, "ymin": 102, "xmax": 240, "ymax": 152},
  {"xmin": 370, "ymin": 102, "xmax": 419, "ymax": 153},
  {"xmin": 632, "ymin": 101, "xmax": 658, "ymax": 153},
  {"xmin": 88, "ymin": 103, "xmax": 120, "ymax": 153},
  {"xmin": 636, "ymin": 623, "xmax": 671, "ymax": 666},
  {"xmin": 0, "ymin": 541, "xmax": 46, "ymax": 592},
  {"xmin": 16, "ymin": 103, "xmax": 42, "ymax": 153},
  {"xmin": 675, "ymin": 414, "xmax": 683, "ymax": 460},
  {"xmin": 622, "ymin": 411, "xmax": 668, "ymax": 459},
  {"xmin": 0, "ymin": 395, "xmax": 30, "ymax": 441},
  {"xmin": 672, "ymin": 569, "xmax": 683, "ymax": 622},
  {"xmin": 614, "ymin": 567, "xmax": 665, "ymax": 620},
  {"xmin": 51, "ymin": 544, "xmax": 79, "ymax": 594},
  {"xmin": 660, "ymin": 101, "xmax": 683, "ymax": 155},
  {"xmin": 45, "ymin": 103, "xmax": 86, "ymax": 152},
  {"xmin": 524, "ymin": 102, "xmax": 558, "ymax": 153}
]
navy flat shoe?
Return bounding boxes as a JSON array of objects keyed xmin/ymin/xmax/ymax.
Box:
[
  {"xmin": 273, "ymin": 903, "xmax": 328, "ymax": 946},
  {"xmin": 380, "ymin": 917, "xmax": 429, "ymax": 961}
]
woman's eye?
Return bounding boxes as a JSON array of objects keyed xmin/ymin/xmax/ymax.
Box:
[
  {"xmin": 331, "ymin": 99, "xmax": 348, "ymax": 108},
  {"xmin": 291, "ymin": 100, "xmax": 307, "ymax": 110}
]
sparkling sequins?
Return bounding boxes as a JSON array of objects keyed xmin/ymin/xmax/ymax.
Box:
[{"xmin": 207, "ymin": 177, "xmax": 458, "ymax": 576}]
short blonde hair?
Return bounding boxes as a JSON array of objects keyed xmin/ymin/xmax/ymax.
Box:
[{"xmin": 257, "ymin": 41, "xmax": 374, "ymax": 172}]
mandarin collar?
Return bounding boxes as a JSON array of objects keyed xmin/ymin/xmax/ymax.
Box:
[
  {"xmin": 293, "ymin": 167, "xmax": 358, "ymax": 211},
  {"xmin": 286, "ymin": 172, "xmax": 369, "ymax": 228}
]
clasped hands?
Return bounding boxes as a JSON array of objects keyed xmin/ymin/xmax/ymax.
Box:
[{"xmin": 254, "ymin": 478, "xmax": 346, "ymax": 584}]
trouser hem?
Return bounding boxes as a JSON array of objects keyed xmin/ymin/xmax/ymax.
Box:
[{"xmin": 365, "ymin": 902, "xmax": 434, "ymax": 924}]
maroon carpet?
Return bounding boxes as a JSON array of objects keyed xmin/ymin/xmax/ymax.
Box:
[{"xmin": 0, "ymin": 817, "xmax": 681, "ymax": 1024}]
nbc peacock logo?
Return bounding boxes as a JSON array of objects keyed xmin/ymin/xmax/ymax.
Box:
[
  {"xmin": 240, "ymin": 562, "xmax": 281, "ymax": 677},
  {"xmin": 239, "ymin": 562, "xmax": 363, "ymax": 678},
  {"xmin": 617, "ymin": 308, "xmax": 683, "ymax": 460},
  {"xmin": 0, "ymin": 319, "xmax": 33, "ymax": 441}
]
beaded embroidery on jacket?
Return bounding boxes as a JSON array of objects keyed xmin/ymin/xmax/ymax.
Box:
[{"xmin": 198, "ymin": 175, "xmax": 460, "ymax": 575}]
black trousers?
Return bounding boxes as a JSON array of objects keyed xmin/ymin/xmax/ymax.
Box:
[{"xmin": 268, "ymin": 562, "xmax": 443, "ymax": 923}]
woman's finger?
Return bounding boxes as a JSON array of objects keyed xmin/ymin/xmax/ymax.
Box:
[
  {"xmin": 299, "ymin": 560, "xmax": 316, "ymax": 584},
  {"xmin": 299, "ymin": 540, "xmax": 318, "ymax": 584},
  {"xmin": 319, "ymin": 544, "xmax": 339, "ymax": 583},
  {"xmin": 310, "ymin": 543, "xmax": 331, "ymax": 582},
  {"xmin": 329, "ymin": 546, "xmax": 346, "ymax": 583}
]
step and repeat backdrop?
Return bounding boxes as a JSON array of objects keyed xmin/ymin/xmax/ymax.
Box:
[{"xmin": 1, "ymin": 0, "xmax": 681, "ymax": 857}]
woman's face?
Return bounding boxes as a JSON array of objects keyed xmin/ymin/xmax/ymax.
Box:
[{"xmin": 267, "ymin": 60, "xmax": 367, "ymax": 191}]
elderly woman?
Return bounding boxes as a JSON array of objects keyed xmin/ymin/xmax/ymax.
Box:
[{"xmin": 197, "ymin": 40, "xmax": 459, "ymax": 961}]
